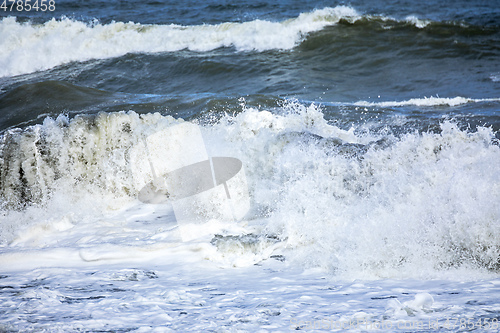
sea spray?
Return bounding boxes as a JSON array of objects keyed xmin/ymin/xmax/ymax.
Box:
[
  {"xmin": 1, "ymin": 102, "xmax": 500, "ymax": 278},
  {"xmin": 0, "ymin": 6, "xmax": 360, "ymax": 77}
]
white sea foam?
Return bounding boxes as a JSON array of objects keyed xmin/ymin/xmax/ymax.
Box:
[
  {"xmin": 0, "ymin": 262, "xmax": 498, "ymax": 332},
  {"xmin": 1, "ymin": 102, "xmax": 500, "ymax": 330},
  {"xmin": 0, "ymin": 6, "xmax": 360, "ymax": 77},
  {"xmin": 1, "ymin": 101, "xmax": 499, "ymax": 280},
  {"xmin": 353, "ymin": 96, "xmax": 500, "ymax": 107},
  {"xmin": 405, "ymin": 15, "xmax": 432, "ymax": 28}
]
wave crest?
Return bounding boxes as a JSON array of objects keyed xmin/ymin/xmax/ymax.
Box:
[
  {"xmin": 0, "ymin": 6, "xmax": 360, "ymax": 77},
  {"xmin": 1, "ymin": 103, "xmax": 500, "ymax": 278}
]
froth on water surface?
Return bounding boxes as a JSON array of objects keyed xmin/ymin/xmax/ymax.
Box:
[
  {"xmin": 0, "ymin": 102, "xmax": 498, "ymax": 279},
  {"xmin": 0, "ymin": 0, "xmax": 499, "ymax": 330}
]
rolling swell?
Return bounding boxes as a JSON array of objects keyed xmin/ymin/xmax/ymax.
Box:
[
  {"xmin": 294, "ymin": 16, "xmax": 499, "ymax": 100},
  {"xmin": 297, "ymin": 17, "xmax": 499, "ymax": 80},
  {"xmin": 0, "ymin": 81, "xmax": 115, "ymax": 130}
]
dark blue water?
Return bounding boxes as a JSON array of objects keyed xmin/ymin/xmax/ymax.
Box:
[{"xmin": 9, "ymin": 0, "xmax": 500, "ymax": 26}]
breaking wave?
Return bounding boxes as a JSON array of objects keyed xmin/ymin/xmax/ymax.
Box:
[
  {"xmin": 0, "ymin": 6, "xmax": 359, "ymax": 77},
  {"xmin": 1, "ymin": 102, "xmax": 499, "ymax": 278}
]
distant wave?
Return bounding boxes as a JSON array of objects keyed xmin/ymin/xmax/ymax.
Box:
[
  {"xmin": 0, "ymin": 6, "xmax": 360, "ymax": 77},
  {"xmin": 353, "ymin": 96, "xmax": 500, "ymax": 107},
  {"xmin": 1, "ymin": 6, "xmax": 481, "ymax": 78}
]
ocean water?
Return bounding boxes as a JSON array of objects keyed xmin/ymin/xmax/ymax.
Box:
[{"xmin": 1, "ymin": 0, "xmax": 500, "ymax": 331}]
